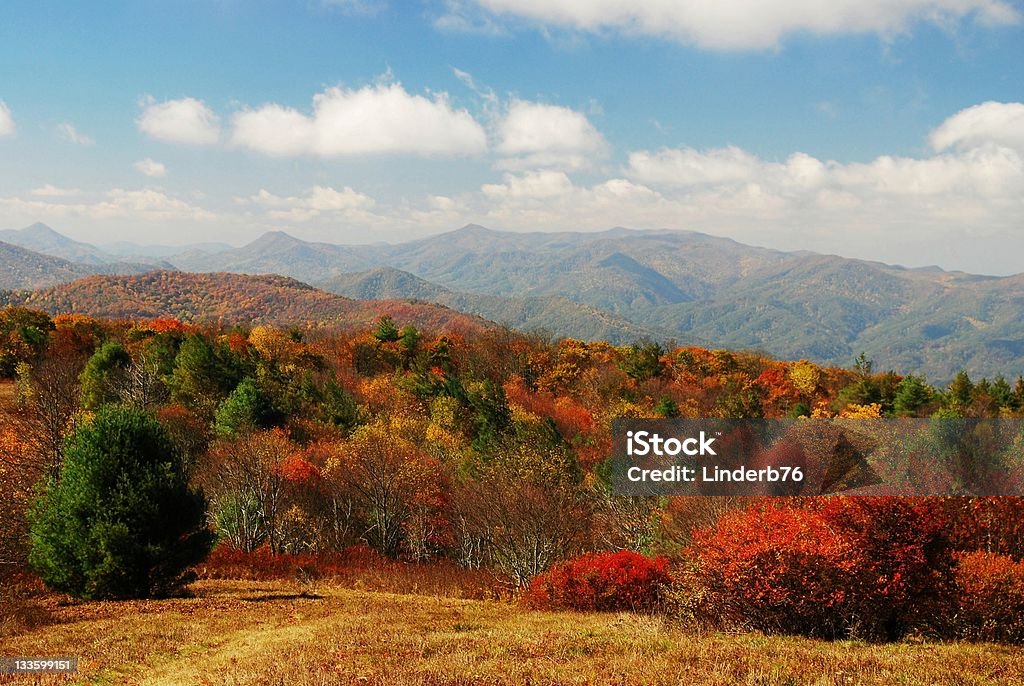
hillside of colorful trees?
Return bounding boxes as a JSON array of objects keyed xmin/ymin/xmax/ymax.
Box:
[{"xmin": 2, "ymin": 306, "xmax": 1023, "ymax": 643}]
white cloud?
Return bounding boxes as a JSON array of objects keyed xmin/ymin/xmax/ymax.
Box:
[
  {"xmin": 625, "ymin": 135, "xmax": 1024, "ymax": 202},
  {"xmin": 56, "ymin": 122, "xmax": 95, "ymax": 146},
  {"xmin": 627, "ymin": 146, "xmax": 766, "ymax": 186},
  {"xmin": 482, "ymin": 169, "xmax": 577, "ymax": 200},
  {"xmin": 470, "ymin": 102, "xmax": 1024, "ymax": 265},
  {"xmin": 0, "ymin": 101, "xmax": 14, "ymax": 137},
  {"xmin": 134, "ymin": 158, "xmax": 168, "ymax": 178},
  {"xmin": 95, "ymin": 189, "xmax": 215, "ymax": 221},
  {"xmin": 138, "ymin": 96, "xmax": 221, "ymax": 145},
  {"xmin": 0, "ymin": 188, "xmax": 214, "ymax": 223},
  {"xmin": 434, "ymin": 0, "xmax": 510, "ymax": 34},
  {"xmin": 495, "ymin": 99, "xmax": 607, "ymax": 170},
  {"xmin": 467, "ymin": 0, "xmax": 1021, "ymax": 49},
  {"xmin": 31, "ymin": 184, "xmax": 82, "ymax": 197},
  {"xmin": 248, "ymin": 185, "xmax": 376, "ymax": 222},
  {"xmin": 929, "ymin": 101, "xmax": 1024, "ymax": 152},
  {"xmin": 231, "ymin": 83, "xmax": 487, "ymax": 157}
]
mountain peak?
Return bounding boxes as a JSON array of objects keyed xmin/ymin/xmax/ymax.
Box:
[
  {"xmin": 246, "ymin": 230, "xmax": 306, "ymax": 250},
  {"xmin": 19, "ymin": 222, "xmax": 68, "ymax": 241},
  {"xmin": 452, "ymin": 224, "xmax": 496, "ymax": 236}
]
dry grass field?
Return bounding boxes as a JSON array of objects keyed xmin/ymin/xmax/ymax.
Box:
[{"xmin": 2, "ymin": 579, "xmax": 1023, "ymax": 686}]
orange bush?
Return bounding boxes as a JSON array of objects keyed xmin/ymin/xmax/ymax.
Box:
[
  {"xmin": 955, "ymin": 551, "xmax": 1024, "ymax": 643},
  {"xmin": 687, "ymin": 506, "xmax": 861, "ymax": 638}
]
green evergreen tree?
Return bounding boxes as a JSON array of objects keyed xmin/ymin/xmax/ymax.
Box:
[
  {"xmin": 468, "ymin": 379, "xmax": 512, "ymax": 451},
  {"xmin": 947, "ymin": 370, "xmax": 974, "ymax": 409},
  {"xmin": 213, "ymin": 377, "xmax": 279, "ymax": 437},
  {"xmin": 79, "ymin": 341, "xmax": 131, "ymax": 409},
  {"xmin": 28, "ymin": 407, "xmax": 214, "ymax": 599},
  {"xmin": 374, "ymin": 315, "xmax": 400, "ymax": 343},
  {"xmin": 169, "ymin": 334, "xmax": 239, "ymax": 414},
  {"xmin": 894, "ymin": 374, "xmax": 933, "ymax": 417},
  {"xmin": 655, "ymin": 395, "xmax": 680, "ymax": 418},
  {"xmin": 319, "ymin": 378, "xmax": 364, "ymax": 432}
]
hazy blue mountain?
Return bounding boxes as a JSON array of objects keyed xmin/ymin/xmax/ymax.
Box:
[
  {"xmin": 101, "ymin": 239, "xmax": 235, "ymax": 259},
  {"xmin": 0, "ymin": 223, "xmax": 178, "ymax": 272},
  {"xmin": 263, "ymin": 224, "xmax": 1024, "ymax": 382},
  {"xmin": 9, "ymin": 222, "xmax": 1024, "ymax": 381},
  {"xmin": 0, "ymin": 223, "xmax": 115, "ymax": 265},
  {"xmin": 169, "ymin": 230, "xmax": 371, "ymax": 278},
  {"xmin": 321, "ymin": 267, "xmax": 666, "ymax": 343}
]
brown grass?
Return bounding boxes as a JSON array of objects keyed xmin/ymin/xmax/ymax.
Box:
[{"xmin": 2, "ymin": 579, "xmax": 1023, "ymax": 685}]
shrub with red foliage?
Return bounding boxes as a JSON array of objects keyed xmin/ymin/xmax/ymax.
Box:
[
  {"xmin": 687, "ymin": 505, "xmax": 861, "ymax": 638},
  {"xmin": 526, "ymin": 550, "xmax": 672, "ymax": 613},
  {"xmin": 955, "ymin": 551, "xmax": 1024, "ymax": 644},
  {"xmin": 811, "ymin": 497, "xmax": 957, "ymax": 640},
  {"xmin": 942, "ymin": 497, "xmax": 1024, "ymax": 560},
  {"xmin": 687, "ymin": 498, "xmax": 957, "ymax": 640}
]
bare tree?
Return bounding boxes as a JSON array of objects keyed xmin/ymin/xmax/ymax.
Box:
[
  {"xmin": 454, "ymin": 446, "xmax": 592, "ymax": 587},
  {"xmin": 198, "ymin": 429, "xmax": 292, "ymax": 552}
]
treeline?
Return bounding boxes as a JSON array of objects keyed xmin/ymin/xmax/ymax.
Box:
[{"xmin": 1, "ymin": 306, "xmax": 1023, "ymax": 641}]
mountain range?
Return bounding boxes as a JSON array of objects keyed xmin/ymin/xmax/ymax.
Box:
[{"xmin": 2, "ymin": 222, "xmax": 1023, "ymax": 383}]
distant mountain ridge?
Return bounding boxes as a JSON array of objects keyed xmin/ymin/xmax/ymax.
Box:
[{"xmin": 6, "ymin": 222, "xmax": 1024, "ymax": 382}]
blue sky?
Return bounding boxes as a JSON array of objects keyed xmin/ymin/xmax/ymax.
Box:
[{"xmin": 0, "ymin": 0, "xmax": 1022, "ymax": 273}]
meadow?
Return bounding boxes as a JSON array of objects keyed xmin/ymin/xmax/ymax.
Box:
[{"xmin": 3, "ymin": 577, "xmax": 1024, "ymax": 686}]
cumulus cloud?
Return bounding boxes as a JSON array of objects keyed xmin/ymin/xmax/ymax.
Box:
[
  {"xmin": 929, "ymin": 101, "xmax": 1024, "ymax": 152},
  {"xmin": 468, "ymin": 102, "xmax": 1024, "ymax": 268},
  {"xmin": 466, "ymin": 0, "xmax": 1021, "ymax": 49},
  {"xmin": 248, "ymin": 185, "xmax": 376, "ymax": 222},
  {"xmin": 626, "ymin": 103, "xmax": 1024, "ymax": 203},
  {"xmin": 0, "ymin": 188, "xmax": 214, "ymax": 223},
  {"xmin": 138, "ymin": 96, "xmax": 221, "ymax": 145},
  {"xmin": 495, "ymin": 100, "xmax": 607, "ymax": 170},
  {"xmin": 56, "ymin": 122, "xmax": 95, "ymax": 146},
  {"xmin": 230, "ymin": 83, "xmax": 487, "ymax": 157},
  {"xmin": 134, "ymin": 158, "xmax": 167, "ymax": 178},
  {"xmin": 31, "ymin": 184, "xmax": 82, "ymax": 197},
  {"xmin": 0, "ymin": 101, "xmax": 14, "ymax": 137},
  {"xmin": 482, "ymin": 169, "xmax": 577, "ymax": 199}
]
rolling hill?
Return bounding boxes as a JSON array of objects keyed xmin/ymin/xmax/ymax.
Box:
[
  {"xmin": 0, "ymin": 271, "xmax": 489, "ymax": 333},
  {"xmin": 0, "ymin": 241, "xmax": 99, "ymax": 289},
  {"xmin": 321, "ymin": 266, "xmax": 666, "ymax": 343}
]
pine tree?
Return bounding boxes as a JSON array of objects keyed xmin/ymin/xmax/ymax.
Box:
[{"xmin": 28, "ymin": 406, "xmax": 214, "ymax": 599}]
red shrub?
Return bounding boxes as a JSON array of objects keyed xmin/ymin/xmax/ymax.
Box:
[
  {"xmin": 687, "ymin": 498, "xmax": 957, "ymax": 640},
  {"xmin": 942, "ymin": 497, "xmax": 1024, "ymax": 560},
  {"xmin": 812, "ymin": 497, "xmax": 957, "ymax": 640},
  {"xmin": 687, "ymin": 505, "xmax": 862, "ymax": 638},
  {"xmin": 526, "ymin": 550, "xmax": 672, "ymax": 612},
  {"xmin": 955, "ymin": 551, "xmax": 1024, "ymax": 644}
]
